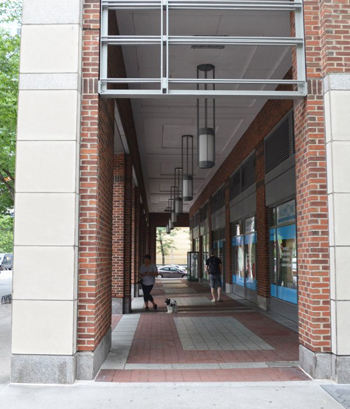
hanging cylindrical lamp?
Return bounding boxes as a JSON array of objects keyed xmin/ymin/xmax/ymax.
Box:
[
  {"xmin": 165, "ymin": 205, "xmax": 171, "ymax": 234},
  {"xmin": 170, "ymin": 187, "xmax": 177, "ymax": 224},
  {"xmin": 168, "ymin": 197, "xmax": 175, "ymax": 227},
  {"xmin": 197, "ymin": 64, "xmax": 216, "ymax": 169},
  {"xmin": 182, "ymin": 135, "xmax": 193, "ymax": 201},
  {"xmin": 174, "ymin": 167, "xmax": 183, "ymax": 215}
]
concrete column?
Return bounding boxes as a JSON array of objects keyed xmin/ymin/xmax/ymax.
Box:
[
  {"xmin": 12, "ymin": 0, "xmax": 83, "ymax": 384},
  {"xmin": 324, "ymin": 74, "xmax": 350, "ymax": 383}
]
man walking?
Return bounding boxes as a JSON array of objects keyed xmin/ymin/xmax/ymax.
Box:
[{"xmin": 206, "ymin": 249, "xmax": 222, "ymax": 302}]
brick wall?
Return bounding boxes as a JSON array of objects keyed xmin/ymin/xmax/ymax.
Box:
[
  {"xmin": 78, "ymin": 0, "xmax": 114, "ymax": 351},
  {"xmin": 224, "ymin": 180, "xmax": 231, "ymax": 284},
  {"xmin": 112, "ymin": 154, "xmax": 126, "ymax": 299},
  {"xmin": 189, "ymin": 98, "xmax": 292, "ymax": 301},
  {"xmin": 255, "ymin": 140, "xmax": 269, "ymax": 299},
  {"xmin": 123, "ymin": 155, "xmax": 133, "ymax": 307},
  {"xmin": 190, "ymin": 98, "xmax": 292, "ymax": 217}
]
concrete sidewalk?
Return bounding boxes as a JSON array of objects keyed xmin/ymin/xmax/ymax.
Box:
[
  {"xmin": 0, "ymin": 279, "xmax": 349, "ymax": 408},
  {"xmin": 0, "ymin": 304, "xmax": 11, "ymax": 391},
  {"xmin": 0, "ymin": 380, "xmax": 346, "ymax": 409}
]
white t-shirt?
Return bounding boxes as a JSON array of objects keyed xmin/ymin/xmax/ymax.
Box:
[{"xmin": 140, "ymin": 263, "xmax": 157, "ymax": 286}]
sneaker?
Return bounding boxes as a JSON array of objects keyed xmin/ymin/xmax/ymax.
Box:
[
  {"xmin": 145, "ymin": 307, "xmax": 149, "ymax": 311},
  {"xmin": 211, "ymin": 298, "xmax": 216, "ymax": 303},
  {"xmin": 217, "ymin": 299, "xmax": 223, "ymax": 302},
  {"xmin": 153, "ymin": 304, "xmax": 158, "ymax": 311}
]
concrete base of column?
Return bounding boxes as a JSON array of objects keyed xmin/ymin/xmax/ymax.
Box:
[
  {"xmin": 76, "ymin": 327, "xmax": 112, "ymax": 380},
  {"xmin": 112, "ymin": 297, "xmax": 132, "ymax": 314},
  {"xmin": 11, "ymin": 354, "xmax": 77, "ymax": 384},
  {"xmin": 132, "ymin": 284, "xmax": 140, "ymax": 298},
  {"xmin": 332, "ymin": 355, "xmax": 350, "ymax": 383},
  {"xmin": 300, "ymin": 345, "xmax": 350, "ymax": 382},
  {"xmin": 299, "ymin": 345, "xmax": 332, "ymax": 380},
  {"xmin": 225, "ymin": 283, "xmax": 232, "ymax": 293},
  {"xmin": 257, "ymin": 295, "xmax": 268, "ymax": 311}
]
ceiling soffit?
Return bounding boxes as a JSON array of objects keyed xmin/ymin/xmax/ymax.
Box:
[{"xmin": 112, "ymin": 5, "xmax": 296, "ymax": 213}]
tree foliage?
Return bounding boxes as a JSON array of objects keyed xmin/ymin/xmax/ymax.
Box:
[
  {"xmin": 0, "ymin": 0, "xmax": 22, "ymax": 23},
  {"xmin": 0, "ymin": 0, "xmax": 21, "ymax": 214},
  {"xmin": 0, "ymin": 215, "xmax": 13, "ymax": 253},
  {"xmin": 156, "ymin": 227, "xmax": 178, "ymax": 265}
]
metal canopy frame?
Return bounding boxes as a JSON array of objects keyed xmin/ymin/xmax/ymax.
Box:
[{"xmin": 99, "ymin": 0, "xmax": 306, "ymax": 99}]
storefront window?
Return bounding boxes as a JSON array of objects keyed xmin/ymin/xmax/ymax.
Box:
[
  {"xmin": 232, "ymin": 218, "xmax": 256, "ymax": 290},
  {"xmin": 202, "ymin": 234, "xmax": 209, "ymax": 280},
  {"xmin": 194, "ymin": 238, "xmax": 200, "ymax": 252},
  {"xmin": 269, "ymin": 200, "xmax": 297, "ymax": 304}
]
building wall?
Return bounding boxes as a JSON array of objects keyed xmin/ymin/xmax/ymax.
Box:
[
  {"xmin": 190, "ymin": 98, "xmax": 293, "ymax": 303},
  {"xmin": 77, "ymin": 1, "xmax": 114, "ymax": 361}
]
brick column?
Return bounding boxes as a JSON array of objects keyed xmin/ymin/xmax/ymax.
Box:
[
  {"xmin": 112, "ymin": 154, "xmax": 132, "ymax": 314},
  {"xmin": 255, "ymin": 142, "xmax": 269, "ymax": 310},
  {"xmin": 295, "ymin": 0, "xmax": 350, "ymax": 382},
  {"xmin": 208, "ymin": 201, "xmax": 213, "ymax": 249},
  {"xmin": 134, "ymin": 188, "xmax": 141, "ymax": 296},
  {"xmin": 198, "ymin": 235, "xmax": 203, "ymax": 281},
  {"xmin": 150, "ymin": 225, "xmax": 157, "ymax": 263},
  {"xmin": 224, "ymin": 180, "xmax": 231, "ymax": 291},
  {"xmin": 123, "ymin": 155, "xmax": 133, "ymax": 313}
]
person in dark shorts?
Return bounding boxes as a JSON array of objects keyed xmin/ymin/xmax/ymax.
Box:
[
  {"xmin": 139, "ymin": 254, "xmax": 158, "ymax": 311},
  {"xmin": 206, "ymin": 249, "xmax": 222, "ymax": 302}
]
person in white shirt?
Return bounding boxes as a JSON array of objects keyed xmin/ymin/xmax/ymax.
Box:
[{"xmin": 139, "ymin": 254, "xmax": 158, "ymax": 311}]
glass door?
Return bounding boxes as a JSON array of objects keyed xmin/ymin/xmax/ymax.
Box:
[{"xmin": 187, "ymin": 252, "xmax": 199, "ymax": 282}]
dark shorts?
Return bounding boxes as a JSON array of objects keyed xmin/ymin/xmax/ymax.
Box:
[{"xmin": 209, "ymin": 274, "xmax": 222, "ymax": 289}]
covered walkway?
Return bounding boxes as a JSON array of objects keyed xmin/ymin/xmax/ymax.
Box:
[{"xmin": 97, "ymin": 279, "xmax": 307, "ymax": 383}]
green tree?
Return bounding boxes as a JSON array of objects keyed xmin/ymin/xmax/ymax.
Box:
[
  {"xmin": 0, "ymin": 30, "xmax": 19, "ymax": 212},
  {"xmin": 0, "ymin": 215, "xmax": 13, "ymax": 253},
  {"xmin": 156, "ymin": 227, "xmax": 178, "ymax": 265},
  {"xmin": 0, "ymin": 0, "xmax": 21, "ymax": 214},
  {"xmin": 0, "ymin": 0, "xmax": 22, "ymax": 23},
  {"xmin": 0, "ymin": 0, "xmax": 22, "ymax": 253}
]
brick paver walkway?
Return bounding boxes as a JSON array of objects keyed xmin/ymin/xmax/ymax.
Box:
[{"xmin": 97, "ymin": 279, "xmax": 308, "ymax": 383}]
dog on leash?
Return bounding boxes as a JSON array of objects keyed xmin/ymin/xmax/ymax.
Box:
[{"xmin": 165, "ymin": 298, "xmax": 178, "ymax": 313}]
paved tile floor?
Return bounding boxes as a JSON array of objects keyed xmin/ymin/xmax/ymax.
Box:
[{"xmin": 97, "ymin": 279, "xmax": 307, "ymax": 383}]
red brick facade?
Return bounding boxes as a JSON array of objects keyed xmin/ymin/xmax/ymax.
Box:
[
  {"xmin": 78, "ymin": 0, "xmax": 114, "ymax": 351},
  {"xmin": 76, "ymin": 0, "xmax": 350, "ymax": 370},
  {"xmin": 190, "ymin": 98, "xmax": 293, "ymax": 301},
  {"xmin": 112, "ymin": 154, "xmax": 126, "ymax": 300}
]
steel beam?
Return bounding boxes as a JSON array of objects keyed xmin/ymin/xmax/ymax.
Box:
[{"xmin": 99, "ymin": 0, "xmax": 307, "ymax": 99}]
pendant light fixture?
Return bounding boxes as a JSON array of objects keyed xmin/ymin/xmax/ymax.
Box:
[
  {"xmin": 182, "ymin": 135, "xmax": 193, "ymax": 201},
  {"xmin": 170, "ymin": 186, "xmax": 177, "ymax": 224},
  {"xmin": 197, "ymin": 64, "xmax": 216, "ymax": 169},
  {"xmin": 174, "ymin": 167, "xmax": 183, "ymax": 215},
  {"xmin": 168, "ymin": 199, "xmax": 174, "ymax": 230},
  {"xmin": 165, "ymin": 204, "xmax": 171, "ymax": 234}
]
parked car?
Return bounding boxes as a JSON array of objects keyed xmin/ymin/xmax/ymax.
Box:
[
  {"xmin": 161, "ymin": 264, "xmax": 187, "ymax": 272},
  {"xmin": 157, "ymin": 266, "xmax": 187, "ymax": 278},
  {"xmin": 0, "ymin": 253, "xmax": 13, "ymax": 271}
]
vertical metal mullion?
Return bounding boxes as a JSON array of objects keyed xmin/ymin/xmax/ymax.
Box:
[
  {"xmin": 166, "ymin": 0, "xmax": 169, "ymax": 94},
  {"xmin": 213, "ymin": 65, "xmax": 216, "ymax": 163},
  {"xmin": 197, "ymin": 67, "xmax": 200, "ymax": 167},
  {"xmin": 160, "ymin": 0, "xmax": 164, "ymax": 92},
  {"xmin": 100, "ymin": 4, "xmax": 109, "ymax": 93},
  {"xmin": 294, "ymin": 0, "xmax": 306, "ymax": 95}
]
